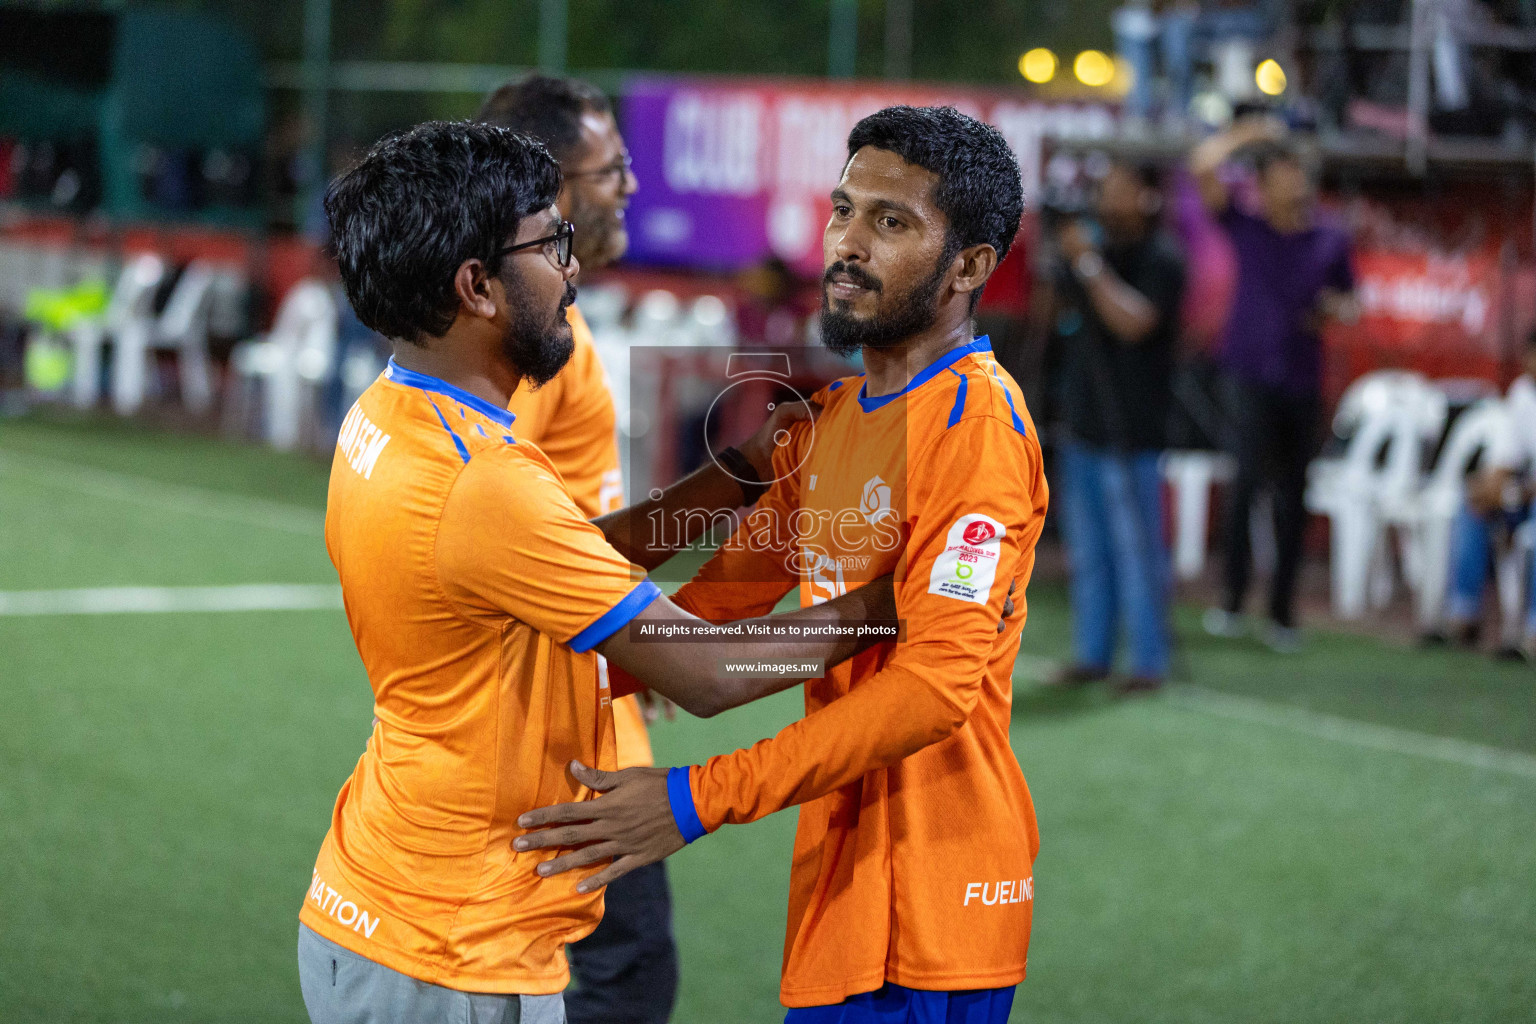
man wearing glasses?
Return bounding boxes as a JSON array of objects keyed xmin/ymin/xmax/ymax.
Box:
[
  {"xmin": 475, "ymin": 76, "xmax": 676, "ymax": 1024},
  {"xmin": 300, "ymin": 120, "xmax": 901, "ymax": 1024}
]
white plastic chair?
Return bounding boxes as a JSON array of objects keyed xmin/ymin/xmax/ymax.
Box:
[
  {"xmin": 1161, "ymin": 450, "xmax": 1237, "ymax": 581},
  {"xmin": 70, "ymin": 253, "xmax": 166, "ymax": 410},
  {"xmin": 1306, "ymin": 372, "xmax": 1446, "ymax": 619},
  {"xmin": 1399, "ymin": 398, "xmax": 1511, "ymax": 631},
  {"xmin": 227, "ymin": 279, "xmax": 338, "ymax": 451},
  {"xmin": 112, "ymin": 259, "xmax": 223, "ymax": 415},
  {"xmin": 1495, "ymin": 520, "xmax": 1535, "ymax": 648},
  {"xmin": 1376, "ymin": 379, "xmax": 1451, "ymax": 601}
]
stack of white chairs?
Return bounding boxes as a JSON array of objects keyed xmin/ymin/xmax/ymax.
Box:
[
  {"xmin": 226, "ymin": 279, "xmax": 338, "ymax": 451},
  {"xmin": 110, "ymin": 259, "xmax": 226, "ymax": 415},
  {"xmin": 1161, "ymin": 449, "xmax": 1237, "ymax": 581},
  {"xmin": 1306, "ymin": 371, "xmax": 1448, "ymax": 619},
  {"xmin": 70, "ymin": 253, "xmax": 167, "ymax": 410}
]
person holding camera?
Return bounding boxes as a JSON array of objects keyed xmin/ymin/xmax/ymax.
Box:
[{"xmin": 1045, "ymin": 160, "xmax": 1187, "ymax": 693}]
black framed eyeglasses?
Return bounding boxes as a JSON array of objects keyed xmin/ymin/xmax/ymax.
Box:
[
  {"xmin": 496, "ymin": 220, "xmax": 575, "ymax": 269},
  {"xmin": 566, "ymin": 151, "xmax": 634, "ymax": 184}
]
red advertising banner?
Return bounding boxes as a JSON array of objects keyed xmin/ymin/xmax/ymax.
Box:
[{"xmin": 1325, "ymin": 249, "xmax": 1516, "ymax": 391}]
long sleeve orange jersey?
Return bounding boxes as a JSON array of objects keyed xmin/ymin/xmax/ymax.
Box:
[
  {"xmin": 300, "ymin": 359, "xmax": 660, "ymax": 994},
  {"xmin": 506, "ymin": 304, "xmax": 652, "ymax": 769},
  {"xmin": 671, "ymin": 337, "xmax": 1048, "ymax": 1007}
]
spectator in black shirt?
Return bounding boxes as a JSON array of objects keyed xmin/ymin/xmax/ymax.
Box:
[{"xmin": 1045, "ymin": 160, "xmax": 1186, "ymax": 692}]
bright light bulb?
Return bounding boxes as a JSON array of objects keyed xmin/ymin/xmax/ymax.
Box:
[
  {"xmin": 1256, "ymin": 59, "xmax": 1287, "ymax": 96},
  {"xmin": 1073, "ymin": 50, "xmax": 1114, "ymax": 88},
  {"xmin": 1019, "ymin": 48, "xmax": 1057, "ymax": 84}
]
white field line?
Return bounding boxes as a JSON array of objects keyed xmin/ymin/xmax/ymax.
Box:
[
  {"xmin": 0, "ymin": 584, "xmax": 343, "ymax": 616},
  {"xmin": 1172, "ymin": 686, "xmax": 1536, "ymax": 781},
  {"xmin": 0, "ymin": 450, "xmax": 325, "ymax": 537},
  {"xmin": 1013, "ymin": 652, "xmax": 1536, "ymax": 781}
]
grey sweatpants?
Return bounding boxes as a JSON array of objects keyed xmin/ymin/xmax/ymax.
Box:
[{"xmin": 298, "ymin": 924, "xmax": 566, "ymax": 1024}]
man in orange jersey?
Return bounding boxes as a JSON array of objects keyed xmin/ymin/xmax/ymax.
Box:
[
  {"xmin": 301, "ymin": 120, "xmax": 911, "ymax": 1024},
  {"xmin": 519, "ymin": 106, "xmax": 1046, "ymax": 1023},
  {"xmin": 475, "ymin": 76, "xmax": 676, "ymax": 1024}
]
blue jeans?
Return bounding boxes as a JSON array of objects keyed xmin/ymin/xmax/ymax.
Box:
[
  {"xmin": 1446, "ymin": 501, "xmax": 1536, "ymax": 634},
  {"xmin": 1058, "ymin": 441, "xmax": 1172, "ymax": 678}
]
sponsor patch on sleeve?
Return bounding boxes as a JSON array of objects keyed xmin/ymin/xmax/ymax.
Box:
[{"xmin": 927, "ymin": 513, "xmax": 1006, "ymax": 603}]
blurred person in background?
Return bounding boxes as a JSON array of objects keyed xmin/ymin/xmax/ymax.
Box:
[
  {"xmin": 476, "ymin": 76, "xmax": 677, "ymax": 1024},
  {"xmin": 1435, "ymin": 329, "xmax": 1536, "ymax": 662},
  {"xmin": 1044, "ymin": 160, "xmax": 1186, "ymax": 693},
  {"xmin": 1191, "ymin": 117, "xmax": 1358, "ymax": 653}
]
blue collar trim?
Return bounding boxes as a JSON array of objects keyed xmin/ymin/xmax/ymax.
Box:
[
  {"xmin": 385, "ymin": 358, "xmax": 516, "ymax": 429},
  {"xmin": 856, "ymin": 336, "xmax": 991, "ymax": 412}
]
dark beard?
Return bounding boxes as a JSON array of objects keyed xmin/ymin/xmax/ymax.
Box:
[
  {"xmin": 819, "ymin": 257, "xmax": 948, "ymax": 357},
  {"xmin": 503, "ymin": 279, "xmax": 577, "ymax": 388}
]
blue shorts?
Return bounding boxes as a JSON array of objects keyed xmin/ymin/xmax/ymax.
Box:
[{"xmin": 784, "ymin": 983, "xmax": 1016, "ymax": 1024}]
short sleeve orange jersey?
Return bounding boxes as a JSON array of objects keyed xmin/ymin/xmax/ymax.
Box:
[
  {"xmin": 505, "ymin": 304, "xmax": 651, "ymax": 769},
  {"xmin": 299, "ymin": 358, "xmax": 660, "ymax": 995},
  {"xmin": 672, "ymin": 337, "xmax": 1049, "ymax": 1007}
]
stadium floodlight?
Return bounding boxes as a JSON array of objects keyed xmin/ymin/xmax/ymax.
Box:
[
  {"xmin": 1073, "ymin": 50, "xmax": 1114, "ymax": 88},
  {"xmin": 1256, "ymin": 58, "xmax": 1287, "ymax": 96},
  {"xmin": 1019, "ymin": 48, "xmax": 1057, "ymax": 84}
]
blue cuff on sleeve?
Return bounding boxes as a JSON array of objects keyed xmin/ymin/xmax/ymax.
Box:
[
  {"xmin": 666, "ymin": 766, "xmax": 707, "ymax": 844},
  {"xmin": 567, "ymin": 579, "xmax": 662, "ymax": 653}
]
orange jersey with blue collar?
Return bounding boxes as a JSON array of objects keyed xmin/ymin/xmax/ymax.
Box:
[
  {"xmin": 672, "ymin": 337, "xmax": 1048, "ymax": 1007},
  {"xmin": 505, "ymin": 304, "xmax": 652, "ymax": 769},
  {"xmin": 300, "ymin": 358, "xmax": 659, "ymax": 994}
]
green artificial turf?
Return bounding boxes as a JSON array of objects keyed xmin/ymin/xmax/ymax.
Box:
[{"xmin": 1, "ymin": 412, "xmax": 1532, "ymax": 1023}]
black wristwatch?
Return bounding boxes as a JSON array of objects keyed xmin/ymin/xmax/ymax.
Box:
[{"xmin": 716, "ymin": 446, "xmax": 769, "ymax": 505}]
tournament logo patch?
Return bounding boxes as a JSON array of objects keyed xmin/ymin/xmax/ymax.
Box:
[
  {"xmin": 962, "ymin": 520, "xmax": 996, "ymax": 546},
  {"xmin": 928, "ymin": 513, "xmax": 1006, "ymax": 603}
]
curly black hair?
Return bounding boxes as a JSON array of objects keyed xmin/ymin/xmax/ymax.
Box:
[
  {"xmin": 324, "ymin": 120, "xmax": 562, "ymax": 344},
  {"xmin": 476, "ymin": 74, "xmax": 611, "ymax": 163},
  {"xmin": 846, "ymin": 106, "xmax": 1025, "ymax": 298}
]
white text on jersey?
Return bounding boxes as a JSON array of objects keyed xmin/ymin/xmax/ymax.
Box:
[{"xmin": 338, "ymin": 405, "xmax": 392, "ymax": 480}]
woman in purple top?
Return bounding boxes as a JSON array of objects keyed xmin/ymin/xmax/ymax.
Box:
[{"xmin": 1190, "ymin": 117, "xmax": 1359, "ymax": 652}]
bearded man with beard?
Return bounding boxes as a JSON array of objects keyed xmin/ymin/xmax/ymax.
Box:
[
  {"xmin": 298, "ymin": 120, "xmax": 911, "ymax": 1024},
  {"xmin": 518, "ymin": 106, "xmax": 1050, "ymax": 1024}
]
